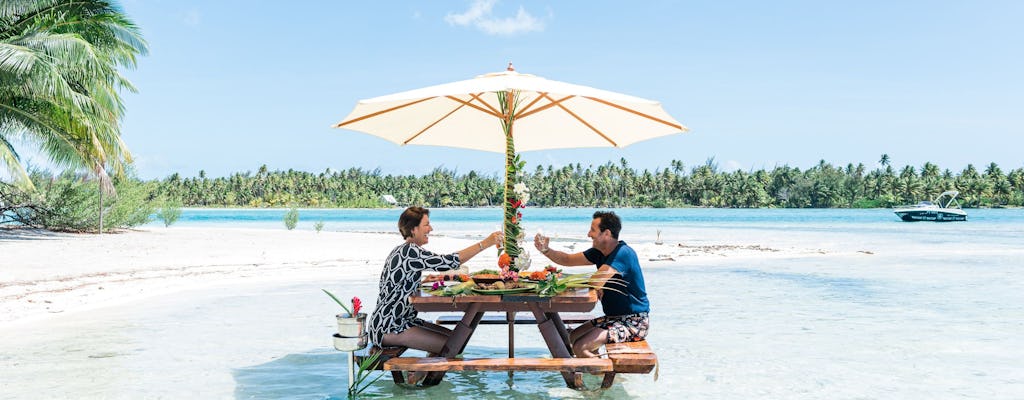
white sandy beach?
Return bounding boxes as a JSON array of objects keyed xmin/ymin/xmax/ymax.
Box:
[{"xmin": 1, "ymin": 226, "xmax": 815, "ymax": 328}]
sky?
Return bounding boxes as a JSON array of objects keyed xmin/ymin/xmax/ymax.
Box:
[{"xmin": 22, "ymin": 0, "xmax": 1023, "ymax": 180}]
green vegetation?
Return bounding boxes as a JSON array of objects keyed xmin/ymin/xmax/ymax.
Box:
[
  {"xmin": 0, "ymin": 170, "xmax": 154, "ymax": 232},
  {"xmin": 1, "ymin": 0, "xmax": 148, "ymax": 192},
  {"xmin": 350, "ymin": 351, "xmax": 385, "ymax": 398},
  {"xmin": 152, "ymin": 158, "xmax": 1024, "ymax": 209},
  {"xmin": 313, "ymin": 221, "xmax": 324, "ymax": 232},
  {"xmin": 156, "ymin": 200, "xmax": 182, "ymax": 227},
  {"xmin": 283, "ymin": 207, "xmax": 299, "ymax": 230}
]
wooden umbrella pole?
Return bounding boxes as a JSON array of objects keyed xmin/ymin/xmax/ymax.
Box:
[{"xmin": 499, "ymin": 89, "xmax": 521, "ymax": 260}]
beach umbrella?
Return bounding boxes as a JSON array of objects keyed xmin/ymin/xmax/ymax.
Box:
[{"xmin": 333, "ymin": 63, "xmax": 688, "ymax": 258}]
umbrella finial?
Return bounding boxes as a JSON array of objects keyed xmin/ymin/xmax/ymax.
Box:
[{"xmin": 507, "ymin": 62, "xmax": 515, "ymax": 71}]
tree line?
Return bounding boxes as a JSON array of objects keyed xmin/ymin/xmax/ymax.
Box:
[{"xmin": 152, "ymin": 156, "xmax": 1024, "ymax": 209}]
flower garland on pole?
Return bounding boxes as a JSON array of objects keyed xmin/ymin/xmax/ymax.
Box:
[{"xmin": 497, "ymin": 89, "xmax": 530, "ymax": 279}]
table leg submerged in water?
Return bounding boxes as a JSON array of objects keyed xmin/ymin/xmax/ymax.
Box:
[
  {"xmin": 421, "ymin": 303, "xmax": 485, "ymax": 386},
  {"xmin": 527, "ymin": 303, "xmax": 583, "ymax": 388}
]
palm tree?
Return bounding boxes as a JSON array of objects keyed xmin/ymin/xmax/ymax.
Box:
[
  {"xmin": 878, "ymin": 154, "xmax": 891, "ymax": 168},
  {"xmin": 1, "ymin": 0, "xmax": 147, "ymax": 195}
]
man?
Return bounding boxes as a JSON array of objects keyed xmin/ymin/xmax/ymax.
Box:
[{"xmin": 534, "ymin": 211, "xmax": 650, "ymax": 357}]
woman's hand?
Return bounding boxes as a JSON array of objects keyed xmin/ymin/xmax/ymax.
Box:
[{"xmin": 487, "ymin": 230, "xmax": 503, "ymax": 248}]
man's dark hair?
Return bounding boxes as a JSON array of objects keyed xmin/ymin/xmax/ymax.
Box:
[
  {"xmin": 398, "ymin": 206, "xmax": 429, "ymax": 238},
  {"xmin": 593, "ymin": 211, "xmax": 621, "ymax": 239}
]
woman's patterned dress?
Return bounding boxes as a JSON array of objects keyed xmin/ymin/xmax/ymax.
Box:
[{"xmin": 366, "ymin": 242, "xmax": 460, "ymax": 346}]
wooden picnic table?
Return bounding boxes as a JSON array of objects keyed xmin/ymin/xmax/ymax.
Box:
[{"xmin": 406, "ymin": 287, "xmax": 600, "ymax": 388}]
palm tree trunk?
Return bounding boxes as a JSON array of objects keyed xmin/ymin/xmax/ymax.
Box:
[{"xmin": 98, "ymin": 179, "xmax": 104, "ymax": 234}]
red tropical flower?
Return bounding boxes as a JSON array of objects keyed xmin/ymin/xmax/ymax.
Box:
[{"xmin": 351, "ymin": 297, "xmax": 362, "ymax": 315}]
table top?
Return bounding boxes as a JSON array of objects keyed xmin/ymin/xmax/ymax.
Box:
[{"xmin": 410, "ymin": 288, "xmax": 598, "ymax": 313}]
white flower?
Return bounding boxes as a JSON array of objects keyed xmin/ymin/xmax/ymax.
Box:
[
  {"xmin": 520, "ymin": 193, "xmax": 530, "ymax": 204},
  {"xmin": 513, "ymin": 182, "xmax": 529, "ymax": 195},
  {"xmin": 514, "ymin": 251, "xmax": 531, "ymax": 270}
]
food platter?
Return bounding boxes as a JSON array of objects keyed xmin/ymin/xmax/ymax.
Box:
[
  {"xmin": 471, "ymin": 283, "xmax": 536, "ymax": 295},
  {"xmin": 420, "ymin": 280, "xmax": 459, "ymax": 288},
  {"xmin": 469, "ymin": 274, "xmax": 503, "ymax": 284}
]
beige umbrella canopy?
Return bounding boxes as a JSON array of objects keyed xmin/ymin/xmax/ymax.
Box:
[
  {"xmin": 333, "ymin": 64, "xmax": 688, "ymax": 152},
  {"xmin": 334, "ymin": 64, "xmax": 688, "ymax": 262}
]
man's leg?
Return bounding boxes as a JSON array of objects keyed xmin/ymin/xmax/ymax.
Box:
[
  {"xmin": 569, "ymin": 320, "xmax": 598, "ymax": 348},
  {"xmin": 571, "ymin": 326, "xmax": 608, "ymax": 358}
]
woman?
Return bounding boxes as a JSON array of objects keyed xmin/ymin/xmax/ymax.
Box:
[{"xmin": 366, "ymin": 206, "xmax": 501, "ymax": 354}]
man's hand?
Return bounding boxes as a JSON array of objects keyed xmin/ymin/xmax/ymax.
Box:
[{"xmin": 534, "ymin": 233, "xmax": 550, "ymax": 253}]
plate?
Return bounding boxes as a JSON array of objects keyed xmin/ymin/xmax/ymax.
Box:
[
  {"xmin": 421, "ymin": 281, "xmax": 459, "ymax": 288},
  {"xmin": 472, "ymin": 284, "xmax": 536, "ymax": 295}
]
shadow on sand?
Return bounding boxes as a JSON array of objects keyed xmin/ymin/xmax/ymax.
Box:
[{"xmin": 0, "ymin": 227, "xmax": 70, "ymax": 241}]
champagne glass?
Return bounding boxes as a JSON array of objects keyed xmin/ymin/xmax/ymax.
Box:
[
  {"xmin": 495, "ymin": 225, "xmax": 504, "ymax": 252},
  {"xmin": 535, "ymin": 227, "xmax": 549, "ymax": 252}
]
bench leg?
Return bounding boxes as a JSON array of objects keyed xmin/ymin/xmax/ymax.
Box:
[
  {"xmin": 506, "ymin": 311, "xmax": 515, "ymax": 358},
  {"xmin": 390, "ymin": 371, "xmax": 405, "ymax": 384},
  {"xmin": 601, "ymin": 372, "xmax": 616, "ymax": 389}
]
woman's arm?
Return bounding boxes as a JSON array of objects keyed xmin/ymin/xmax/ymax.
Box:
[{"xmin": 456, "ymin": 231, "xmax": 502, "ymax": 263}]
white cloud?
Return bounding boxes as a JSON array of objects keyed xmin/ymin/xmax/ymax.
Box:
[{"xmin": 445, "ymin": 0, "xmax": 544, "ymax": 36}]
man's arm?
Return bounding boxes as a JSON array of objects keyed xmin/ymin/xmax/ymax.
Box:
[
  {"xmin": 534, "ymin": 234, "xmax": 591, "ymax": 266},
  {"xmin": 589, "ymin": 264, "xmax": 618, "ymax": 288},
  {"xmin": 540, "ymin": 247, "xmax": 592, "ymax": 266}
]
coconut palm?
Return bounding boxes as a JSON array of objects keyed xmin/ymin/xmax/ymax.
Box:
[
  {"xmin": 0, "ymin": 0, "xmax": 147, "ymax": 190},
  {"xmin": 878, "ymin": 154, "xmax": 891, "ymax": 168}
]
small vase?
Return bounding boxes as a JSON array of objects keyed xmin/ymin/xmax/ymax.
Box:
[
  {"xmin": 333, "ymin": 333, "xmax": 368, "ymax": 352},
  {"xmin": 336, "ymin": 312, "xmax": 367, "ymax": 338}
]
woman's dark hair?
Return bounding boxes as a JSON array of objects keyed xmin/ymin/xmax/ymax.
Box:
[
  {"xmin": 593, "ymin": 211, "xmax": 621, "ymax": 239},
  {"xmin": 398, "ymin": 206, "xmax": 429, "ymax": 239}
]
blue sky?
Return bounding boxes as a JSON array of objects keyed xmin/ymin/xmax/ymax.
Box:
[{"xmin": 46, "ymin": 0, "xmax": 1024, "ymax": 179}]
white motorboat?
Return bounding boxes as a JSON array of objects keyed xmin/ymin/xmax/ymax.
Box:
[{"xmin": 893, "ymin": 190, "xmax": 967, "ymax": 222}]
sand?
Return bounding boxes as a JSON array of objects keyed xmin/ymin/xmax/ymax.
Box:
[{"xmin": 0, "ymin": 226, "xmax": 817, "ymax": 329}]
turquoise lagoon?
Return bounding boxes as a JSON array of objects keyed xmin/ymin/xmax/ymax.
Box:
[{"xmin": 2, "ymin": 208, "xmax": 1022, "ymax": 399}]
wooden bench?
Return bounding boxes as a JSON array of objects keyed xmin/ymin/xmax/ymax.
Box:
[
  {"xmin": 433, "ymin": 312, "xmax": 595, "ymax": 326},
  {"xmin": 600, "ymin": 340, "xmax": 658, "ymax": 388},
  {"xmin": 385, "ymin": 356, "xmax": 612, "ymax": 374}
]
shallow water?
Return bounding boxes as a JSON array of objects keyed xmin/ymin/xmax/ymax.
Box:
[{"xmin": 4, "ymin": 209, "xmax": 1023, "ymax": 398}]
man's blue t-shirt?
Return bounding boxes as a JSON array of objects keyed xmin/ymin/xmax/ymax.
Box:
[{"xmin": 583, "ymin": 241, "xmax": 650, "ymax": 316}]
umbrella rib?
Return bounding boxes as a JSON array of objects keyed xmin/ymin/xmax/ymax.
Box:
[
  {"xmin": 583, "ymin": 96, "xmax": 686, "ymax": 131},
  {"xmin": 515, "ymin": 93, "xmax": 547, "ymax": 117},
  {"xmin": 467, "ymin": 93, "xmax": 502, "ymax": 116},
  {"xmin": 516, "ymin": 94, "xmax": 575, "ymax": 120},
  {"xmin": 404, "ymin": 102, "xmax": 467, "ymax": 145},
  {"xmin": 445, "ymin": 95, "xmax": 501, "ymax": 118},
  {"xmin": 333, "ymin": 97, "xmax": 434, "ymax": 128},
  {"xmin": 554, "ymin": 100, "xmax": 619, "ymax": 147}
]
